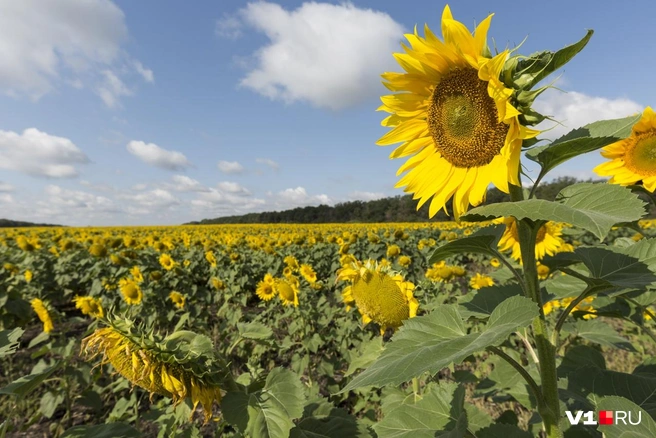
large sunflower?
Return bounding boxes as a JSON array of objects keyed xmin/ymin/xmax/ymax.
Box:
[
  {"xmin": 594, "ymin": 107, "xmax": 656, "ymax": 191},
  {"xmin": 377, "ymin": 6, "xmax": 538, "ymax": 219}
]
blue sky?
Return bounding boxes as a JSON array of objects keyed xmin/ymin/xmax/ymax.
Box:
[{"xmin": 0, "ymin": 0, "xmax": 653, "ymax": 226}]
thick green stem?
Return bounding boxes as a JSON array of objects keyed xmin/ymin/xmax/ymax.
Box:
[
  {"xmin": 510, "ymin": 184, "xmax": 562, "ymax": 438},
  {"xmin": 487, "ymin": 346, "xmax": 544, "ymax": 407}
]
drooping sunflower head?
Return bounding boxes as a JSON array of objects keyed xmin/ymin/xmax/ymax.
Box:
[
  {"xmin": 594, "ymin": 107, "xmax": 656, "ymax": 191},
  {"xmin": 498, "ymin": 217, "xmax": 565, "ymax": 262},
  {"xmin": 337, "ymin": 259, "xmax": 418, "ymax": 332},
  {"xmin": 377, "ymin": 6, "xmax": 538, "ymax": 219},
  {"xmin": 82, "ymin": 319, "xmax": 227, "ymax": 422},
  {"xmin": 31, "ymin": 298, "xmax": 54, "ymax": 334},
  {"xmin": 169, "ymin": 291, "xmax": 186, "ymax": 309}
]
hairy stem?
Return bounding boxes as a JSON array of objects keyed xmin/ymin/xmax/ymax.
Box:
[{"xmin": 487, "ymin": 346, "xmax": 544, "ymax": 407}]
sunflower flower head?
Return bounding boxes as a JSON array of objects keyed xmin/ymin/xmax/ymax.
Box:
[
  {"xmin": 169, "ymin": 291, "xmax": 186, "ymax": 309},
  {"xmin": 498, "ymin": 218, "xmax": 566, "ymax": 262},
  {"xmin": 74, "ymin": 295, "xmax": 104, "ymax": 318},
  {"xmin": 159, "ymin": 253, "xmax": 176, "ymax": 271},
  {"xmin": 337, "ymin": 259, "xmax": 418, "ymax": 332},
  {"xmin": 299, "ymin": 264, "xmax": 317, "ymax": 284},
  {"xmin": 31, "ymin": 298, "xmax": 54, "ymax": 333},
  {"xmin": 119, "ymin": 278, "xmax": 143, "ymax": 305},
  {"xmin": 470, "ymin": 273, "xmax": 495, "ymax": 290},
  {"xmin": 82, "ymin": 319, "xmax": 227, "ymax": 422},
  {"xmin": 256, "ymin": 280, "xmax": 276, "ymax": 301},
  {"xmin": 377, "ymin": 5, "xmax": 539, "ymax": 219},
  {"xmin": 594, "ymin": 107, "xmax": 656, "ymax": 191},
  {"xmin": 275, "ymin": 278, "xmax": 299, "ymax": 307}
]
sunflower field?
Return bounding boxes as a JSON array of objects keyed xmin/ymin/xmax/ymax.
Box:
[{"xmin": 4, "ymin": 3, "xmax": 656, "ymax": 438}]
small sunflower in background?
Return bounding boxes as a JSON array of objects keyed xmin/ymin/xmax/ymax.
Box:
[
  {"xmin": 256, "ymin": 279, "xmax": 276, "ymax": 301},
  {"xmin": 31, "ymin": 298, "xmax": 54, "ymax": 334},
  {"xmin": 469, "ymin": 273, "xmax": 495, "ymax": 290},
  {"xmin": 595, "ymin": 107, "xmax": 656, "ymax": 190},
  {"xmin": 498, "ymin": 218, "xmax": 565, "ymax": 262},
  {"xmin": 299, "ymin": 264, "xmax": 317, "ymax": 284},
  {"xmin": 159, "ymin": 253, "xmax": 176, "ymax": 271},
  {"xmin": 275, "ymin": 278, "xmax": 299, "ymax": 307},
  {"xmin": 169, "ymin": 291, "xmax": 186, "ymax": 309},
  {"xmin": 337, "ymin": 259, "xmax": 418, "ymax": 333},
  {"xmin": 377, "ymin": 5, "xmax": 538, "ymax": 219},
  {"xmin": 119, "ymin": 278, "xmax": 143, "ymax": 305},
  {"xmin": 74, "ymin": 295, "xmax": 104, "ymax": 318}
]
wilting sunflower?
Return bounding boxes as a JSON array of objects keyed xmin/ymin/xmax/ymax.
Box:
[
  {"xmin": 74, "ymin": 295, "xmax": 104, "ymax": 318},
  {"xmin": 31, "ymin": 298, "xmax": 54, "ymax": 333},
  {"xmin": 82, "ymin": 320, "xmax": 225, "ymax": 422},
  {"xmin": 470, "ymin": 273, "xmax": 495, "ymax": 290},
  {"xmin": 275, "ymin": 278, "xmax": 299, "ymax": 307},
  {"xmin": 377, "ymin": 5, "xmax": 538, "ymax": 219},
  {"xmin": 594, "ymin": 107, "xmax": 656, "ymax": 191},
  {"xmin": 337, "ymin": 259, "xmax": 418, "ymax": 332},
  {"xmin": 498, "ymin": 218, "xmax": 564, "ymax": 261},
  {"xmin": 256, "ymin": 280, "xmax": 276, "ymax": 301},
  {"xmin": 119, "ymin": 278, "xmax": 143, "ymax": 305},
  {"xmin": 169, "ymin": 291, "xmax": 186, "ymax": 309}
]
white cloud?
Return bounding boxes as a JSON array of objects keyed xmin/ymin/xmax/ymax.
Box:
[
  {"xmin": 97, "ymin": 70, "xmax": 132, "ymax": 108},
  {"xmin": 217, "ymin": 160, "xmax": 244, "ymax": 174},
  {"xmin": 256, "ymin": 158, "xmax": 279, "ymax": 170},
  {"xmin": 0, "ymin": 182, "xmax": 14, "ymax": 192},
  {"xmin": 134, "ymin": 61, "xmax": 154, "ymax": 83},
  {"xmin": 348, "ymin": 191, "xmax": 386, "ymax": 201},
  {"xmin": 0, "ymin": 0, "xmax": 130, "ymax": 99},
  {"xmin": 215, "ymin": 14, "xmax": 243, "ymax": 39},
  {"xmin": 534, "ymin": 90, "xmax": 643, "ymax": 140},
  {"xmin": 44, "ymin": 185, "xmax": 119, "ymax": 213},
  {"xmin": 122, "ymin": 189, "xmax": 180, "ymax": 209},
  {"xmin": 217, "ymin": 181, "xmax": 251, "ymax": 195},
  {"xmin": 0, "ymin": 128, "xmax": 89, "ymax": 178},
  {"xmin": 234, "ymin": 1, "xmax": 404, "ymax": 110},
  {"xmin": 127, "ymin": 140, "xmax": 192, "ymax": 170},
  {"xmin": 169, "ymin": 175, "xmax": 208, "ymax": 192},
  {"xmin": 0, "ymin": 193, "xmax": 13, "ymax": 204},
  {"xmin": 274, "ymin": 186, "xmax": 332, "ymax": 207}
]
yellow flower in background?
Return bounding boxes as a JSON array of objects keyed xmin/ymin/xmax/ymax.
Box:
[
  {"xmin": 24, "ymin": 270, "xmax": 33, "ymax": 283},
  {"xmin": 205, "ymin": 251, "xmax": 217, "ymax": 268},
  {"xmin": 537, "ymin": 262, "xmax": 551, "ymax": 280},
  {"xmin": 74, "ymin": 295, "xmax": 104, "ymax": 318},
  {"xmin": 489, "ymin": 258, "xmax": 501, "ymax": 268},
  {"xmin": 130, "ymin": 266, "xmax": 144, "ymax": 284},
  {"xmin": 498, "ymin": 218, "xmax": 565, "ymax": 261},
  {"xmin": 159, "ymin": 254, "xmax": 176, "ymax": 271},
  {"xmin": 89, "ymin": 243, "xmax": 107, "ymax": 257},
  {"xmin": 169, "ymin": 291, "xmax": 186, "ymax": 309},
  {"xmin": 256, "ymin": 280, "xmax": 276, "ymax": 301},
  {"xmin": 275, "ymin": 278, "xmax": 299, "ymax": 307},
  {"xmin": 337, "ymin": 259, "xmax": 418, "ymax": 332},
  {"xmin": 119, "ymin": 278, "xmax": 143, "ymax": 305},
  {"xmin": 426, "ymin": 262, "xmax": 454, "ymax": 283},
  {"xmin": 211, "ymin": 277, "xmax": 226, "ymax": 290},
  {"xmin": 386, "ymin": 244, "xmax": 400, "ymax": 258},
  {"xmin": 284, "ymin": 255, "xmax": 299, "ymax": 270},
  {"xmin": 377, "ymin": 5, "xmax": 538, "ymax": 219},
  {"xmin": 300, "ymin": 264, "xmax": 317, "ymax": 283},
  {"xmin": 82, "ymin": 324, "xmax": 223, "ymax": 423},
  {"xmin": 594, "ymin": 107, "xmax": 656, "ymax": 191},
  {"xmin": 470, "ymin": 273, "xmax": 495, "ymax": 290},
  {"xmin": 398, "ymin": 255, "xmax": 412, "ymax": 267},
  {"xmin": 263, "ymin": 273, "xmax": 275, "ymax": 285},
  {"xmin": 31, "ymin": 298, "xmax": 53, "ymax": 333}
]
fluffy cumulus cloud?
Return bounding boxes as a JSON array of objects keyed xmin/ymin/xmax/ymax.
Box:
[
  {"xmin": 256, "ymin": 158, "xmax": 279, "ymax": 170},
  {"xmin": 0, "ymin": 128, "xmax": 89, "ymax": 178},
  {"xmin": 228, "ymin": 1, "xmax": 404, "ymax": 110},
  {"xmin": 534, "ymin": 90, "xmax": 643, "ymax": 140},
  {"xmin": 127, "ymin": 141, "xmax": 192, "ymax": 171},
  {"xmin": 0, "ymin": 0, "xmax": 152, "ymax": 106},
  {"xmin": 191, "ymin": 182, "xmax": 265, "ymax": 215},
  {"xmin": 273, "ymin": 186, "xmax": 332, "ymax": 207},
  {"xmin": 348, "ymin": 191, "xmax": 387, "ymax": 201},
  {"xmin": 168, "ymin": 175, "xmax": 208, "ymax": 192},
  {"xmin": 217, "ymin": 160, "xmax": 244, "ymax": 174}
]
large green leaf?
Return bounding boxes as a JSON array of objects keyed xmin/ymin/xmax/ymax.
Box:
[
  {"xmin": 0, "ymin": 363, "xmax": 59, "ymax": 397},
  {"xmin": 475, "ymin": 423, "xmax": 532, "ymax": 438},
  {"xmin": 428, "ymin": 225, "xmax": 504, "ymax": 265},
  {"xmin": 525, "ymin": 114, "xmax": 641, "ymax": 180},
  {"xmin": 463, "ymin": 183, "xmax": 646, "ymax": 240},
  {"xmin": 0, "ymin": 327, "xmax": 23, "ymax": 358},
  {"xmin": 238, "ymin": 321, "xmax": 273, "ymax": 340},
  {"xmin": 345, "ymin": 337, "xmax": 384, "ymax": 377},
  {"xmin": 290, "ymin": 400, "xmax": 373, "ymax": 438},
  {"xmin": 222, "ymin": 368, "xmax": 305, "ymax": 438},
  {"xmin": 458, "ymin": 284, "xmax": 523, "ymax": 320},
  {"xmin": 596, "ymin": 397, "xmax": 656, "ymax": 437},
  {"xmin": 342, "ymin": 296, "xmax": 538, "ymax": 391},
  {"xmin": 373, "ymin": 382, "xmax": 468, "ymax": 438},
  {"xmin": 60, "ymin": 423, "xmax": 141, "ymax": 438},
  {"xmin": 562, "ymin": 320, "xmax": 635, "ymax": 351}
]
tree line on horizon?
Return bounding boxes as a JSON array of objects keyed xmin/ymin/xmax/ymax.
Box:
[{"xmin": 187, "ymin": 177, "xmax": 631, "ymax": 225}]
